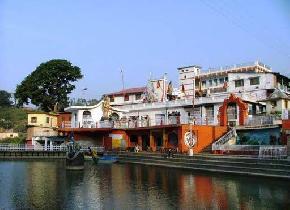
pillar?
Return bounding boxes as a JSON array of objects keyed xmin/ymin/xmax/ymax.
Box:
[
  {"xmin": 44, "ymin": 139, "xmax": 47, "ymax": 150},
  {"xmin": 150, "ymin": 130, "xmax": 155, "ymax": 151},
  {"xmin": 163, "ymin": 129, "xmax": 167, "ymax": 148},
  {"xmin": 138, "ymin": 135, "xmax": 142, "ymax": 150},
  {"xmin": 50, "ymin": 140, "xmax": 53, "ymax": 151}
]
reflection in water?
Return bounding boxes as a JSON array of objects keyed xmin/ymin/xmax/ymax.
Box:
[{"xmin": 0, "ymin": 160, "xmax": 289, "ymax": 209}]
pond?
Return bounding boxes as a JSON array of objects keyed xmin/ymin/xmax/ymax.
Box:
[{"xmin": 0, "ymin": 160, "xmax": 289, "ymax": 209}]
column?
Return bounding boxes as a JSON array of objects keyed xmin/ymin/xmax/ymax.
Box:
[
  {"xmin": 44, "ymin": 139, "xmax": 47, "ymax": 151},
  {"xmin": 163, "ymin": 128, "xmax": 167, "ymax": 148},
  {"xmin": 50, "ymin": 140, "xmax": 53, "ymax": 151},
  {"xmin": 150, "ymin": 130, "xmax": 155, "ymax": 151},
  {"xmin": 138, "ymin": 135, "xmax": 142, "ymax": 151}
]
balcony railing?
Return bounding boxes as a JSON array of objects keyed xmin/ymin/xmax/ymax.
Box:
[{"xmin": 244, "ymin": 115, "xmax": 278, "ymax": 127}]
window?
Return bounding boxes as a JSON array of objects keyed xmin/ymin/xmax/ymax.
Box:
[
  {"xmin": 46, "ymin": 117, "xmax": 49, "ymax": 123},
  {"xmin": 235, "ymin": 79, "xmax": 244, "ymax": 87},
  {"xmin": 124, "ymin": 94, "xmax": 129, "ymax": 101},
  {"xmin": 202, "ymin": 81, "xmax": 206, "ymax": 88},
  {"xmin": 184, "ymin": 75, "xmax": 186, "ymax": 79},
  {"xmin": 250, "ymin": 77, "xmax": 260, "ymax": 85},
  {"xmin": 31, "ymin": 117, "xmax": 37, "ymax": 123},
  {"xmin": 205, "ymin": 106, "xmax": 214, "ymax": 119},
  {"xmin": 271, "ymin": 101, "xmax": 277, "ymax": 108},
  {"xmin": 225, "ymin": 77, "xmax": 228, "ymax": 82},
  {"xmin": 219, "ymin": 78, "xmax": 224, "ymax": 84},
  {"xmin": 110, "ymin": 96, "xmax": 114, "ymax": 102},
  {"xmin": 135, "ymin": 93, "xmax": 142, "ymax": 100},
  {"xmin": 214, "ymin": 79, "xmax": 218, "ymax": 86},
  {"xmin": 209, "ymin": 80, "xmax": 212, "ymax": 87}
]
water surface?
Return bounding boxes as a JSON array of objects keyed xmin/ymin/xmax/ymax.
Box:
[{"xmin": 0, "ymin": 160, "xmax": 289, "ymax": 209}]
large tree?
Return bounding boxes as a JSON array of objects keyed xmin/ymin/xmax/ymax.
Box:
[
  {"xmin": 15, "ymin": 59, "xmax": 83, "ymax": 111},
  {"xmin": 0, "ymin": 90, "xmax": 12, "ymax": 107}
]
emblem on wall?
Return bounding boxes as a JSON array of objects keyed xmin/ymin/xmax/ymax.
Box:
[{"xmin": 184, "ymin": 132, "xmax": 196, "ymax": 148}]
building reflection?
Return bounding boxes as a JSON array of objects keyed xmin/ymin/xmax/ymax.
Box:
[{"xmin": 1, "ymin": 161, "xmax": 290, "ymax": 209}]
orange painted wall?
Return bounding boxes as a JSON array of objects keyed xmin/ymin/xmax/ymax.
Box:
[
  {"xmin": 57, "ymin": 112, "xmax": 71, "ymax": 127},
  {"xmin": 282, "ymin": 120, "xmax": 290, "ymax": 130},
  {"xmin": 179, "ymin": 125, "xmax": 228, "ymax": 153}
]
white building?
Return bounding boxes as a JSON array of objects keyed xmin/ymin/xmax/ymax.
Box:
[{"xmin": 64, "ymin": 61, "xmax": 289, "ymax": 128}]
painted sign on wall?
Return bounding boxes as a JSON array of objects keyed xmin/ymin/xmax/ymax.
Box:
[{"xmin": 109, "ymin": 134, "xmax": 126, "ymax": 149}]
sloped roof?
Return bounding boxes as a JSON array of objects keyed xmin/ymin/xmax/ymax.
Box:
[
  {"xmin": 260, "ymin": 89, "xmax": 290, "ymax": 102},
  {"xmin": 106, "ymin": 87, "xmax": 146, "ymax": 96}
]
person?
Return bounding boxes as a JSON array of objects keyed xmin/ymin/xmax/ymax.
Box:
[{"xmin": 134, "ymin": 144, "xmax": 140, "ymax": 153}]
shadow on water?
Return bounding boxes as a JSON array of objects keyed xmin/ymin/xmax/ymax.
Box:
[{"xmin": 0, "ymin": 160, "xmax": 290, "ymax": 209}]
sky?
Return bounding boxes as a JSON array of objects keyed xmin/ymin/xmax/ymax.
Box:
[{"xmin": 1, "ymin": 0, "xmax": 290, "ymax": 100}]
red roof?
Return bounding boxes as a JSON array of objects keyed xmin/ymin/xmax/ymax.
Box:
[{"xmin": 106, "ymin": 87, "xmax": 146, "ymax": 96}]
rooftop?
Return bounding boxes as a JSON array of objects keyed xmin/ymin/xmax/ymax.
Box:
[{"xmin": 106, "ymin": 87, "xmax": 146, "ymax": 96}]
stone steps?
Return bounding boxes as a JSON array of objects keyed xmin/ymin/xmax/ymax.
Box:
[
  {"xmin": 121, "ymin": 155, "xmax": 290, "ymax": 171},
  {"xmin": 118, "ymin": 152, "xmax": 290, "ymax": 165},
  {"xmin": 116, "ymin": 152, "xmax": 290, "ymax": 179}
]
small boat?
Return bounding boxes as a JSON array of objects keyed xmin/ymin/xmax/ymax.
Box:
[{"xmin": 98, "ymin": 155, "xmax": 118, "ymax": 164}]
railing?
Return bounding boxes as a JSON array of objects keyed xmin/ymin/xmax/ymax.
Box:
[
  {"xmin": 0, "ymin": 144, "xmax": 105, "ymax": 153},
  {"xmin": 215, "ymin": 145, "xmax": 260, "ymax": 152},
  {"xmin": 244, "ymin": 115, "xmax": 277, "ymax": 127},
  {"xmin": 99, "ymin": 116, "xmax": 186, "ymax": 129},
  {"xmin": 61, "ymin": 115, "xmax": 220, "ymax": 129},
  {"xmin": 203, "ymin": 61, "xmax": 271, "ymax": 75},
  {"xmin": 212, "ymin": 128, "xmax": 236, "ymax": 151},
  {"xmin": 258, "ymin": 146, "xmax": 287, "ymax": 159},
  {"xmin": 213, "ymin": 144, "xmax": 287, "ymax": 158},
  {"xmin": 0, "ymin": 144, "xmax": 67, "ymax": 151}
]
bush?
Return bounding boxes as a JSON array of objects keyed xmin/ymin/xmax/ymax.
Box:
[{"xmin": 1, "ymin": 133, "xmax": 26, "ymax": 144}]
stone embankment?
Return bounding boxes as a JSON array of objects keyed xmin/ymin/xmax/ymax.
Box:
[{"xmin": 117, "ymin": 152, "xmax": 290, "ymax": 179}]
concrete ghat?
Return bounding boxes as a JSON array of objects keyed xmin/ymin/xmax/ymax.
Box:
[{"xmin": 117, "ymin": 152, "xmax": 290, "ymax": 179}]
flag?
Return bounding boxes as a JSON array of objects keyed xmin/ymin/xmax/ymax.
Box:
[{"xmin": 157, "ymin": 80, "xmax": 161, "ymax": 88}]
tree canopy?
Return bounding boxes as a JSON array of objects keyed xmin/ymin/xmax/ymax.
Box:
[
  {"xmin": 0, "ymin": 90, "xmax": 12, "ymax": 107},
  {"xmin": 15, "ymin": 59, "xmax": 83, "ymax": 111}
]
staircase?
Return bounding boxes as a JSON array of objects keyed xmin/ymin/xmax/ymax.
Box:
[
  {"xmin": 116, "ymin": 152, "xmax": 290, "ymax": 179},
  {"xmin": 212, "ymin": 127, "xmax": 236, "ymax": 152}
]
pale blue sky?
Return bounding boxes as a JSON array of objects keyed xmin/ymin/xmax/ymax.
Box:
[{"xmin": 1, "ymin": 0, "xmax": 290, "ymax": 99}]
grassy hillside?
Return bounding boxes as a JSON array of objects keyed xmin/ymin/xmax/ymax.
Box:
[{"xmin": 0, "ymin": 107, "xmax": 27, "ymax": 132}]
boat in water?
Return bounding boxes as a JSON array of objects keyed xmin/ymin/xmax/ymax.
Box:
[
  {"xmin": 98, "ymin": 155, "xmax": 118, "ymax": 164},
  {"xmin": 66, "ymin": 142, "xmax": 84, "ymax": 170}
]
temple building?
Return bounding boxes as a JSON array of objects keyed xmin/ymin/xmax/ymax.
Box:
[{"xmin": 57, "ymin": 60, "xmax": 289, "ymax": 153}]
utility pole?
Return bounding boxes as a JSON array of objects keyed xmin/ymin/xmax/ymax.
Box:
[{"xmin": 121, "ymin": 67, "xmax": 125, "ymax": 90}]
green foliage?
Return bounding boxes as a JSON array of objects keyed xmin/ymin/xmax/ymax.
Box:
[
  {"xmin": 0, "ymin": 90, "xmax": 12, "ymax": 107},
  {"xmin": 1, "ymin": 133, "xmax": 26, "ymax": 144},
  {"xmin": 0, "ymin": 107, "xmax": 27, "ymax": 132},
  {"xmin": 15, "ymin": 59, "xmax": 83, "ymax": 112}
]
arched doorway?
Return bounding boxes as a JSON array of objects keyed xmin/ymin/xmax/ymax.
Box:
[
  {"xmin": 227, "ymin": 102, "xmax": 237, "ymax": 127},
  {"xmin": 110, "ymin": 112, "xmax": 119, "ymax": 121},
  {"xmin": 83, "ymin": 111, "xmax": 93, "ymax": 128},
  {"xmin": 219, "ymin": 94, "xmax": 248, "ymax": 126}
]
